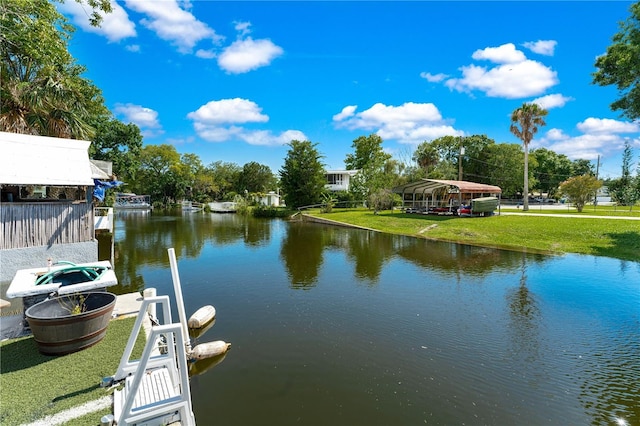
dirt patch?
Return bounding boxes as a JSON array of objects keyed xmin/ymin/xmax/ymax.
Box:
[{"xmin": 418, "ymin": 224, "xmax": 438, "ymax": 233}]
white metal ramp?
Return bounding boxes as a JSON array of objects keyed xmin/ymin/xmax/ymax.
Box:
[
  {"xmin": 106, "ymin": 248, "xmax": 196, "ymax": 426},
  {"xmin": 110, "ymin": 297, "xmax": 195, "ymax": 426}
]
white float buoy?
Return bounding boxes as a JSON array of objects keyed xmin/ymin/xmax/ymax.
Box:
[
  {"xmin": 189, "ymin": 340, "xmax": 231, "ymax": 361},
  {"xmin": 188, "ymin": 305, "xmax": 216, "ymax": 329}
]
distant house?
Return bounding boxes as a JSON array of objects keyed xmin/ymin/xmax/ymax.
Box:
[
  {"xmin": 255, "ymin": 191, "xmax": 282, "ymax": 207},
  {"xmin": 595, "ymin": 186, "xmax": 613, "ymax": 205},
  {"xmin": 0, "ymin": 132, "xmax": 101, "ymax": 281},
  {"xmin": 324, "ymin": 170, "xmax": 358, "ymax": 192}
]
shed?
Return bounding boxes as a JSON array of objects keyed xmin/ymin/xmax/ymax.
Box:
[
  {"xmin": 393, "ymin": 179, "xmax": 502, "ymax": 212},
  {"xmin": 0, "ymin": 132, "xmax": 98, "ymax": 281}
]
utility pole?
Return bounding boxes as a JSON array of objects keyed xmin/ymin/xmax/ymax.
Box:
[
  {"xmin": 594, "ymin": 155, "xmax": 600, "ymax": 207},
  {"xmin": 458, "ymin": 145, "xmax": 465, "ymax": 181}
]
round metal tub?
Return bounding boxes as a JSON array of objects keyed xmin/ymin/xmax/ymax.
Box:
[{"xmin": 25, "ymin": 292, "xmax": 116, "ymax": 355}]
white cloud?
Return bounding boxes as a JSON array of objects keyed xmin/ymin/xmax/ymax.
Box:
[
  {"xmin": 188, "ymin": 99, "xmax": 304, "ymax": 146},
  {"xmin": 195, "ymin": 49, "xmax": 216, "ymax": 59},
  {"xmin": 57, "ymin": 0, "xmax": 136, "ymax": 42},
  {"xmin": 446, "ymin": 59, "xmax": 558, "ymax": 99},
  {"xmin": 576, "ymin": 117, "xmax": 640, "ymax": 134},
  {"xmin": 217, "ymin": 37, "xmax": 284, "ymax": 74},
  {"xmin": 333, "ymin": 105, "xmax": 357, "ymax": 121},
  {"xmin": 471, "ymin": 43, "xmax": 526, "ymax": 64},
  {"xmin": 333, "ymin": 102, "xmax": 463, "ymax": 144},
  {"xmin": 535, "ymin": 118, "xmax": 640, "ymax": 161},
  {"xmin": 523, "ymin": 40, "xmax": 557, "ymax": 56},
  {"xmin": 420, "ymin": 72, "xmax": 448, "ymax": 83},
  {"xmin": 124, "ymin": 0, "xmax": 221, "ymax": 53},
  {"xmin": 114, "ymin": 103, "xmax": 163, "ymax": 138},
  {"xmin": 125, "ymin": 44, "xmax": 141, "ymax": 53},
  {"xmin": 532, "ymin": 94, "xmax": 573, "ymax": 110},
  {"xmin": 187, "ymin": 99, "xmax": 269, "ymax": 124},
  {"xmin": 431, "ymin": 42, "xmax": 558, "ymax": 99},
  {"xmin": 234, "ymin": 21, "xmax": 252, "ymax": 36},
  {"xmin": 239, "ymin": 129, "xmax": 307, "ymax": 146}
]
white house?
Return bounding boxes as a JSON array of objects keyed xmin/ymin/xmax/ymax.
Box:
[
  {"xmin": 324, "ymin": 170, "xmax": 358, "ymax": 192},
  {"xmin": 255, "ymin": 191, "xmax": 282, "ymax": 207}
]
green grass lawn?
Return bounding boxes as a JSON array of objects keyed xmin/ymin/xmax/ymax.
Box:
[
  {"xmin": 0, "ymin": 316, "xmax": 145, "ymax": 426},
  {"xmin": 500, "ymin": 204, "xmax": 640, "ymax": 217},
  {"xmin": 308, "ymin": 208, "xmax": 640, "ymax": 262}
]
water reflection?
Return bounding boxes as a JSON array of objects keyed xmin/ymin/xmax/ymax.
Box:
[{"xmin": 101, "ymin": 212, "xmax": 640, "ymax": 425}]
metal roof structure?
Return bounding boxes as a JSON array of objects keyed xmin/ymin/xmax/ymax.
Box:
[
  {"xmin": 0, "ymin": 132, "xmax": 94, "ymax": 186},
  {"xmin": 392, "ymin": 179, "xmax": 502, "ymax": 196}
]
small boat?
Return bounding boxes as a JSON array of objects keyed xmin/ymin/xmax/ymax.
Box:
[
  {"xmin": 181, "ymin": 200, "xmax": 204, "ymax": 212},
  {"xmin": 459, "ymin": 196, "xmax": 499, "ymax": 217},
  {"xmin": 34, "ymin": 261, "xmax": 111, "ymax": 286},
  {"xmin": 6, "ymin": 260, "xmax": 118, "ymax": 317},
  {"xmin": 208, "ymin": 201, "xmax": 237, "ymax": 213},
  {"xmin": 114, "ymin": 193, "xmax": 152, "ymax": 210}
]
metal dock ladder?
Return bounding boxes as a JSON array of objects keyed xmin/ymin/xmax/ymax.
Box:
[{"xmin": 106, "ymin": 248, "xmax": 196, "ymax": 426}]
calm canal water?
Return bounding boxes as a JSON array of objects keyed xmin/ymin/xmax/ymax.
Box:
[{"xmin": 104, "ymin": 212, "xmax": 639, "ymax": 425}]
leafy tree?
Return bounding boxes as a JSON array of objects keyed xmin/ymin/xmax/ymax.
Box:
[
  {"xmin": 207, "ymin": 161, "xmax": 241, "ymax": 201},
  {"xmin": 531, "ymin": 148, "xmax": 572, "ymax": 199},
  {"xmin": 559, "ymin": 175, "xmax": 602, "ymax": 212},
  {"xmin": 89, "ymin": 117, "xmax": 143, "ymax": 182},
  {"xmin": 135, "ymin": 144, "xmax": 182, "ymax": 205},
  {"xmin": 510, "ymin": 103, "xmax": 548, "ymax": 210},
  {"xmin": 428, "ymin": 135, "xmax": 460, "ymax": 179},
  {"xmin": 0, "ymin": 0, "xmax": 109, "ymax": 139},
  {"xmin": 592, "ymin": 2, "xmax": 640, "ymax": 120},
  {"xmin": 570, "ymin": 159, "xmax": 595, "ymax": 177},
  {"xmin": 279, "ymin": 140, "xmax": 326, "ymax": 209},
  {"xmin": 457, "ymin": 135, "xmax": 496, "ymax": 183},
  {"xmin": 413, "ymin": 142, "xmax": 439, "ymax": 176},
  {"xmin": 237, "ymin": 161, "xmax": 277, "ymax": 194},
  {"xmin": 345, "ymin": 134, "xmax": 393, "ymax": 202},
  {"xmin": 345, "ymin": 134, "xmax": 391, "ymax": 170},
  {"xmin": 608, "ymin": 140, "xmax": 639, "ymax": 208},
  {"xmin": 484, "ymin": 143, "xmax": 527, "ymax": 198}
]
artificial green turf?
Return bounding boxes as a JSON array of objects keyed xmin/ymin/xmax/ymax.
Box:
[
  {"xmin": 309, "ymin": 208, "xmax": 640, "ymax": 261},
  {"xmin": 0, "ymin": 316, "xmax": 145, "ymax": 426}
]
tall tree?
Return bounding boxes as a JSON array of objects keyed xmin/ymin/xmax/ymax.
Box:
[
  {"xmin": 279, "ymin": 140, "xmax": 326, "ymax": 209},
  {"xmin": 89, "ymin": 117, "xmax": 143, "ymax": 182},
  {"xmin": 413, "ymin": 142, "xmax": 439, "ymax": 177},
  {"xmin": 608, "ymin": 140, "xmax": 639, "ymax": 207},
  {"xmin": 345, "ymin": 134, "xmax": 393, "ymax": 202},
  {"xmin": 510, "ymin": 103, "xmax": 548, "ymax": 210},
  {"xmin": 484, "ymin": 143, "xmax": 526, "ymax": 198},
  {"xmin": 593, "ymin": 2, "xmax": 640, "ymax": 120},
  {"xmin": 237, "ymin": 161, "xmax": 277, "ymax": 194},
  {"xmin": 0, "ymin": 0, "xmax": 109, "ymax": 139},
  {"xmin": 531, "ymin": 148, "xmax": 572, "ymax": 199},
  {"xmin": 344, "ymin": 134, "xmax": 391, "ymax": 170},
  {"xmin": 135, "ymin": 144, "xmax": 182, "ymax": 205},
  {"xmin": 207, "ymin": 161, "xmax": 241, "ymax": 201}
]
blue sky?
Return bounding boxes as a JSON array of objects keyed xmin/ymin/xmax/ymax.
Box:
[{"xmin": 58, "ymin": 1, "xmax": 638, "ymax": 179}]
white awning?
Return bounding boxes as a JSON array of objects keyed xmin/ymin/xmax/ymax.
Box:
[{"xmin": 0, "ymin": 132, "xmax": 94, "ymax": 186}]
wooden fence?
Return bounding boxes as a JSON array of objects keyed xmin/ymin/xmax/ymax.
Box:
[{"xmin": 1, "ymin": 202, "xmax": 94, "ymax": 249}]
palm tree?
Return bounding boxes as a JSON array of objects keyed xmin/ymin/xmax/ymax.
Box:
[
  {"xmin": 413, "ymin": 142, "xmax": 439, "ymax": 177},
  {"xmin": 510, "ymin": 103, "xmax": 548, "ymax": 211}
]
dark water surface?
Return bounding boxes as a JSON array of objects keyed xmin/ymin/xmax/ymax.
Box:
[{"xmin": 107, "ymin": 212, "xmax": 639, "ymax": 425}]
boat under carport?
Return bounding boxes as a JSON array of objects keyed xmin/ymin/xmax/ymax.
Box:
[{"xmin": 392, "ymin": 179, "xmax": 502, "ymax": 215}]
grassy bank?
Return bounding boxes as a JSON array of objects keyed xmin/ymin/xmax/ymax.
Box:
[
  {"xmin": 308, "ymin": 209, "xmax": 640, "ymax": 261},
  {"xmin": 0, "ymin": 317, "xmax": 145, "ymax": 426}
]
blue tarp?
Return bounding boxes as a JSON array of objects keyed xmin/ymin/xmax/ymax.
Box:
[{"xmin": 93, "ymin": 179, "xmax": 124, "ymax": 201}]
